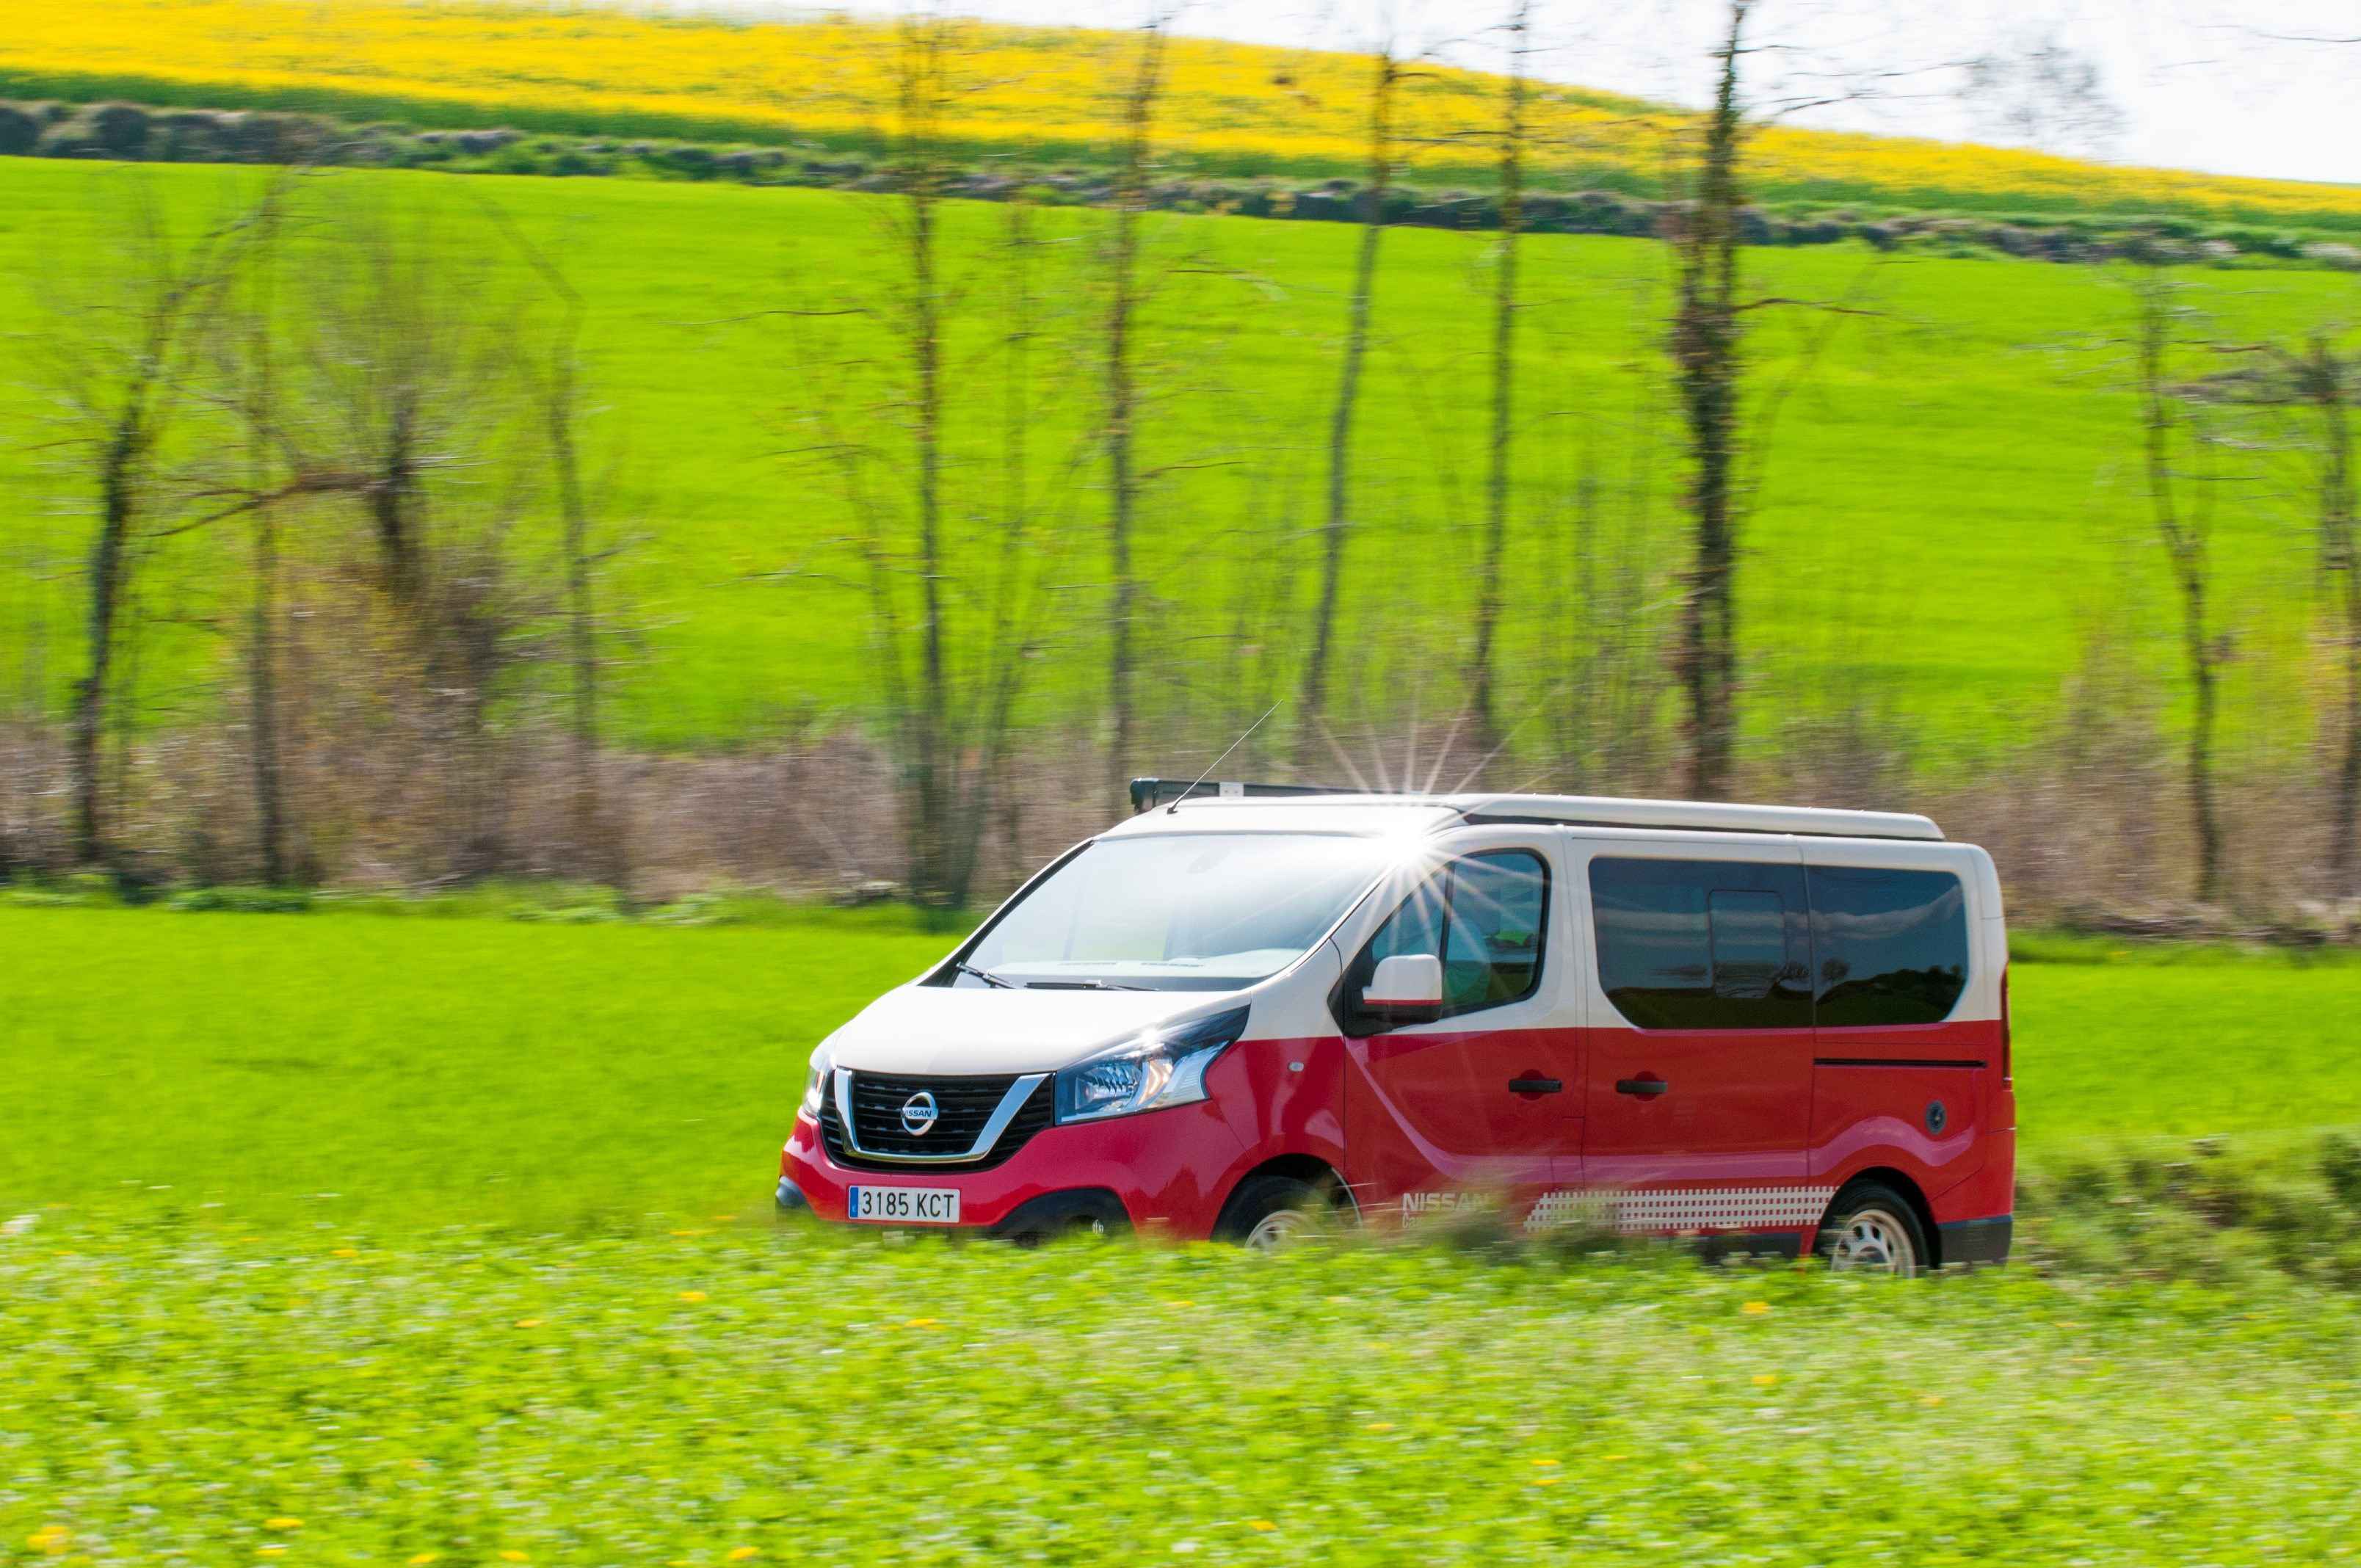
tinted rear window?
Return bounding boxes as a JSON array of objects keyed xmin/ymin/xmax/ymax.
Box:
[
  {"xmin": 1589, "ymin": 858, "xmax": 1812, "ymax": 1031},
  {"xmin": 1808, "ymin": 865, "xmax": 1970, "ymax": 1026}
]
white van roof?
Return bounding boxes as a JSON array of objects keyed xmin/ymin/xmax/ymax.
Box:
[{"xmin": 1111, "ymin": 785, "xmax": 1944, "ymax": 843}]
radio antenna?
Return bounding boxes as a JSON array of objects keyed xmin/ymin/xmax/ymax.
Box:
[{"xmin": 1166, "ymin": 700, "xmax": 1283, "ymax": 815}]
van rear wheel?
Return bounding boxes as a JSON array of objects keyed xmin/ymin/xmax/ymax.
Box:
[
  {"xmin": 1216, "ymin": 1173, "xmax": 1334, "ymax": 1252},
  {"xmin": 1819, "ymin": 1183, "xmax": 1927, "ymax": 1277}
]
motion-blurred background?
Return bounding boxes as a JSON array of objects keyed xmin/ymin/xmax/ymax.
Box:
[
  {"xmin": 5, "ymin": 5, "xmax": 2361, "ymax": 1563},
  {"xmin": 3, "ymin": 0, "xmax": 2360, "ymax": 926}
]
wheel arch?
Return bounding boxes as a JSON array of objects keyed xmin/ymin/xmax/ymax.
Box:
[
  {"xmin": 1214, "ymin": 1153, "xmax": 1359, "ymax": 1233},
  {"xmin": 1821, "ymin": 1167, "xmax": 1940, "ymax": 1267}
]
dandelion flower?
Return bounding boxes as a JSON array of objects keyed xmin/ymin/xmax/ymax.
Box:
[
  {"xmin": 728, "ymin": 1550, "xmax": 761, "ymax": 1561},
  {"xmin": 28, "ymin": 1525, "xmax": 70, "ymax": 1556},
  {"xmin": 513, "ymin": 1318, "xmax": 543, "ymax": 1329},
  {"xmin": 258, "ymin": 1547, "xmax": 286, "ymax": 1558},
  {"xmin": 1249, "ymin": 1520, "xmax": 1277, "ymax": 1532},
  {"xmin": 1531, "ymin": 1459, "xmax": 1560, "ymax": 1467},
  {"xmin": 1753, "ymin": 1374, "xmax": 1778, "ymax": 1387},
  {"xmin": 906, "ymin": 1317, "xmax": 939, "ymax": 1328},
  {"xmin": 679, "ymin": 1290, "xmax": 708, "ymax": 1303},
  {"xmin": 1741, "ymin": 1301, "xmax": 1770, "ymax": 1315},
  {"xmin": 501, "ymin": 1553, "xmax": 530, "ymax": 1564},
  {"xmin": 408, "ymin": 1555, "xmax": 441, "ymax": 1565},
  {"xmin": 1921, "ymin": 1394, "xmax": 1944, "ymax": 1407},
  {"xmin": 266, "ymin": 1517, "xmax": 303, "ymax": 1529},
  {"xmin": 1364, "ymin": 1422, "xmax": 1394, "ymax": 1432},
  {"xmin": 1532, "ymin": 1475, "xmax": 1562, "ymax": 1487}
]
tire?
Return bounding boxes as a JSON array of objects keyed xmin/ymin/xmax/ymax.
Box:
[
  {"xmin": 1215, "ymin": 1172, "xmax": 1335, "ymax": 1252},
  {"xmin": 1818, "ymin": 1183, "xmax": 1929, "ymax": 1277}
]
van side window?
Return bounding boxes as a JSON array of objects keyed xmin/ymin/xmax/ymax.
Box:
[
  {"xmin": 1807, "ymin": 866, "xmax": 1970, "ymax": 1026},
  {"xmin": 1589, "ymin": 858, "xmax": 1812, "ymax": 1031},
  {"xmin": 1443, "ymin": 852, "xmax": 1548, "ymax": 1011},
  {"xmin": 1355, "ymin": 850, "xmax": 1548, "ymax": 1022}
]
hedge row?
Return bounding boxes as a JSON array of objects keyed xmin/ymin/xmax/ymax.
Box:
[{"xmin": 6, "ymin": 98, "xmax": 2357, "ymax": 272}]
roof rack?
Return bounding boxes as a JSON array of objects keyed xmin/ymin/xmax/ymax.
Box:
[
  {"xmin": 1128, "ymin": 777, "xmax": 1352, "ymax": 813},
  {"xmin": 1457, "ymin": 794, "xmax": 1943, "ymax": 842},
  {"xmin": 1125, "ymin": 777, "xmax": 1942, "ymax": 841}
]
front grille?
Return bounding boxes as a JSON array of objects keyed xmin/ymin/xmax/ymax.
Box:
[{"xmin": 819, "ymin": 1072, "xmax": 1053, "ymax": 1172}]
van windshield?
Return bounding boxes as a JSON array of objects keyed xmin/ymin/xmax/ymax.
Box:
[{"xmin": 954, "ymin": 832, "xmax": 1396, "ymax": 992}]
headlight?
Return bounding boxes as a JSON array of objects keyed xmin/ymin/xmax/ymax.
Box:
[
  {"xmin": 800, "ymin": 1051, "xmax": 831, "ymax": 1118},
  {"xmin": 1053, "ymin": 1006, "xmax": 1251, "ymax": 1125}
]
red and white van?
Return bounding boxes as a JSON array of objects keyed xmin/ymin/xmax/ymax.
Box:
[{"xmin": 777, "ymin": 783, "xmax": 2015, "ymax": 1274}]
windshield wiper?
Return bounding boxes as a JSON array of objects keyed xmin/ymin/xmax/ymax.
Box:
[
  {"xmin": 1023, "ymin": 979, "xmax": 1150, "ymax": 991},
  {"xmin": 954, "ymin": 962, "xmax": 1015, "ymax": 989}
]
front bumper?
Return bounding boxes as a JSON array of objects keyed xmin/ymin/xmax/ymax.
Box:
[{"xmin": 779, "ymin": 1098, "xmax": 1247, "ymax": 1241}]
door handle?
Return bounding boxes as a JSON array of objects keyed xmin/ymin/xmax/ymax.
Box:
[
  {"xmin": 1615, "ymin": 1076, "xmax": 1669, "ymax": 1098},
  {"xmin": 1507, "ymin": 1076, "xmax": 1563, "ymax": 1095}
]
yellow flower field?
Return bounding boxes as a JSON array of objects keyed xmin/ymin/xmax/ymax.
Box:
[{"xmin": 5, "ymin": 0, "xmax": 2360, "ymax": 224}]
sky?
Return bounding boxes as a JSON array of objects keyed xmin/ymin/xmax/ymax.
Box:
[{"xmin": 656, "ymin": 0, "xmax": 2361, "ymax": 185}]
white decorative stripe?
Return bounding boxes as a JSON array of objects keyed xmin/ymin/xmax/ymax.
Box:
[{"xmin": 1523, "ymin": 1185, "xmax": 1838, "ymax": 1234}]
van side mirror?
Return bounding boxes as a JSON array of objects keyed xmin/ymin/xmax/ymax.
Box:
[{"xmin": 1362, "ymin": 954, "xmax": 1444, "ymax": 1023}]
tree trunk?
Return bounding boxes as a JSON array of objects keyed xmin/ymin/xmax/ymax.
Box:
[
  {"xmin": 371, "ymin": 413, "xmax": 423, "ymax": 603},
  {"xmin": 2338, "ymin": 562, "xmax": 2361, "ymax": 895},
  {"xmin": 69, "ymin": 426, "xmax": 140, "ymax": 864},
  {"xmin": 1674, "ymin": 0, "xmax": 1748, "ymax": 802},
  {"xmin": 1105, "ymin": 21, "xmax": 1163, "ymax": 805},
  {"xmin": 247, "ymin": 213, "xmax": 287, "ymax": 885},
  {"xmin": 1465, "ymin": 1, "xmax": 1530, "ymax": 761},
  {"xmin": 2136, "ymin": 266, "xmax": 2224, "ymax": 903},
  {"xmin": 1299, "ymin": 46, "xmax": 1398, "ymax": 764},
  {"xmin": 249, "ymin": 493, "xmax": 285, "ymax": 885},
  {"xmin": 2318, "ymin": 342, "xmax": 2360, "ymax": 893},
  {"xmin": 550, "ymin": 363, "xmax": 600, "ymax": 879}
]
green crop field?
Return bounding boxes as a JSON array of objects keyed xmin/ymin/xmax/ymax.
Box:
[
  {"xmin": 3, "ymin": 156, "xmax": 2353, "ymax": 758},
  {"xmin": 4, "ymin": 905, "xmax": 2361, "ymax": 1561},
  {"xmin": 6, "ymin": 904, "xmax": 2358, "ymax": 1231}
]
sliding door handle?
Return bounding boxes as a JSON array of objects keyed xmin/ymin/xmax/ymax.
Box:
[
  {"xmin": 1615, "ymin": 1075, "xmax": 1669, "ymax": 1098},
  {"xmin": 1507, "ymin": 1076, "xmax": 1563, "ymax": 1096}
]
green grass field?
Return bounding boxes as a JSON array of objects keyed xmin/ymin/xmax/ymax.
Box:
[
  {"xmin": 10, "ymin": 1227, "xmax": 2361, "ymax": 1564},
  {"xmin": 3, "ymin": 156, "xmax": 2351, "ymax": 758},
  {"xmin": 5, "ymin": 905, "xmax": 2361, "ymax": 1561},
  {"xmin": 6, "ymin": 904, "xmax": 2357, "ymax": 1231}
]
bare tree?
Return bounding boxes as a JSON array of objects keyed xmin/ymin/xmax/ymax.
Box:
[
  {"xmin": 1103, "ymin": 10, "xmax": 1169, "ymax": 804},
  {"xmin": 490, "ymin": 208, "xmax": 614, "ymax": 882},
  {"xmin": 1671, "ymin": 0, "xmax": 1749, "ymax": 800},
  {"xmin": 2188, "ymin": 331, "xmax": 2360, "ymax": 892},
  {"xmin": 1464, "ymin": 0, "xmax": 1533, "ymax": 758},
  {"xmin": 1299, "ymin": 31, "xmax": 1404, "ymax": 761},
  {"xmin": 43, "ymin": 181, "xmax": 264, "ymax": 865},
  {"xmin": 297, "ymin": 189, "xmax": 526, "ymax": 878},
  {"xmin": 791, "ymin": 15, "xmax": 1062, "ymax": 909},
  {"xmin": 228, "ymin": 192, "xmax": 292, "ymax": 883},
  {"xmin": 2297, "ymin": 338, "xmax": 2360, "ymax": 893},
  {"xmin": 1959, "ymin": 33, "xmax": 2126, "ymax": 160},
  {"xmin": 2130, "ymin": 259, "xmax": 2228, "ymax": 902}
]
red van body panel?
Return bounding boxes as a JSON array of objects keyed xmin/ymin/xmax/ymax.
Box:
[
  {"xmin": 1341, "ymin": 1023, "xmax": 1579, "ymax": 1211},
  {"xmin": 1582, "ymin": 1025, "xmax": 1814, "ymax": 1186},
  {"xmin": 783, "ymin": 1039, "xmax": 1344, "ymax": 1239},
  {"xmin": 783, "ymin": 1015, "xmax": 2017, "ymax": 1255}
]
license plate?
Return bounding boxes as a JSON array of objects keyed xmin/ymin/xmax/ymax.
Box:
[{"xmin": 846, "ymin": 1186, "xmax": 961, "ymax": 1224}]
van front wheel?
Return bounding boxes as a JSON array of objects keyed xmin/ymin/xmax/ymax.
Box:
[
  {"xmin": 1819, "ymin": 1183, "xmax": 1927, "ymax": 1277},
  {"xmin": 1216, "ymin": 1173, "xmax": 1332, "ymax": 1252}
]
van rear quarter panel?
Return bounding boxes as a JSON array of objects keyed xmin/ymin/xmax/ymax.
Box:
[{"xmin": 1807, "ymin": 1034, "xmax": 1995, "ymax": 1200}]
